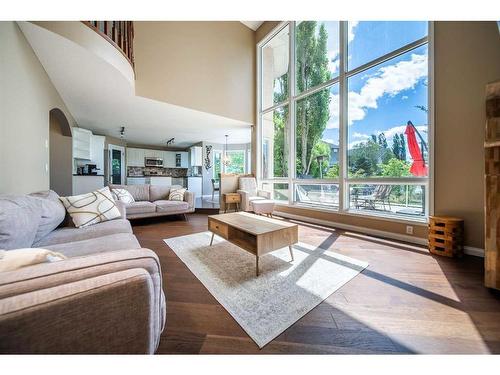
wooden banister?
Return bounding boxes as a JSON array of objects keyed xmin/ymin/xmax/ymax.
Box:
[{"xmin": 81, "ymin": 21, "xmax": 134, "ymax": 69}]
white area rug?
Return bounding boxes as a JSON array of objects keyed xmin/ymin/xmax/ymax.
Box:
[{"xmin": 164, "ymin": 231, "xmax": 368, "ymax": 348}]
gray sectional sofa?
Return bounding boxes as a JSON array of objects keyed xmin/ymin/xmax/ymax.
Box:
[
  {"xmin": 109, "ymin": 184, "xmax": 195, "ymax": 219},
  {"xmin": 0, "ymin": 190, "xmax": 165, "ymax": 354}
]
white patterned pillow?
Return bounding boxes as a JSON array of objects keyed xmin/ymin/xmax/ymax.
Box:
[
  {"xmin": 111, "ymin": 188, "xmax": 135, "ymax": 204},
  {"xmin": 59, "ymin": 187, "xmax": 121, "ymax": 228},
  {"xmin": 168, "ymin": 188, "xmax": 186, "ymax": 201}
]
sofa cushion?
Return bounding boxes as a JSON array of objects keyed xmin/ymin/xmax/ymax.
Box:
[
  {"xmin": 59, "ymin": 187, "xmax": 121, "ymax": 228},
  {"xmin": 0, "ymin": 195, "xmax": 41, "ymax": 250},
  {"xmin": 154, "ymin": 200, "xmax": 189, "ymax": 212},
  {"xmin": 33, "ymin": 219, "xmax": 132, "ymax": 247},
  {"xmin": 29, "ymin": 190, "xmax": 66, "ymax": 243},
  {"xmin": 126, "ymin": 201, "xmax": 156, "ymax": 215},
  {"xmin": 109, "ymin": 184, "xmax": 150, "ymax": 202},
  {"xmin": 43, "ymin": 233, "xmax": 141, "ymax": 258},
  {"xmin": 149, "ymin": 185, "xmax": 171, "ymax": 201}
]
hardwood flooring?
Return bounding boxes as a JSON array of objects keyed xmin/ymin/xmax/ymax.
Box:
[{"xmin": 132, "ymin": 213, "xmax": 500, "ymax": 354}]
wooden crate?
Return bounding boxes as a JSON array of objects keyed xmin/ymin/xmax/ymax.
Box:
[
  {"xmin": 428, "ymin": 216, "xmax": 464, "ymax": 257},
  {"xmin": 485, "ymin": 80, "xmax": 500, "ymax": 290}
]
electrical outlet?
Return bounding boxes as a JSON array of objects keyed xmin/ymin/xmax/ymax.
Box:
[{"xmin": 406, "ymin": 225, "xmax": 414, "ymax": 235}]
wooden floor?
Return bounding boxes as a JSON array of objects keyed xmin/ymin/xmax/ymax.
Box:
[{"xmin": 132, "ymin": 213, "xmax": 500, "ymax": 354}]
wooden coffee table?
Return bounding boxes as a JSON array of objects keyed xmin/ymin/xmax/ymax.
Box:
[{"xmin": 208, "ymin": 212, "xmax": 298, "ymax": 276}]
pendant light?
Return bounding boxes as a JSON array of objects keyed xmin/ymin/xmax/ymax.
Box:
[{"xmin": 223, "ymin": 135, "xmax": 231, "ymax": 167}]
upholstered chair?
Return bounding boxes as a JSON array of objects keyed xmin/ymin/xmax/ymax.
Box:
[{"xmin": 237, "ymin": 177, "xmax": 271, "ymax": 212}]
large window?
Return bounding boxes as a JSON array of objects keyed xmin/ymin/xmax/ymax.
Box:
[
  {"xmin": 225, "ymin": 150, "xmax": 246, "ymax": 174},
  {"xmin": 259, "ymin": 21, "xmax": 430, "ymax": 220}
]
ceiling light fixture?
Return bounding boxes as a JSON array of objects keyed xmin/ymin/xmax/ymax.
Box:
[
  {"xmin": 119, "ymin": 126, "xmax": 125, "ymax": 138},
  {"xmin": 166, "ymin": 138, "xmax": 175, "ymax": 146}
]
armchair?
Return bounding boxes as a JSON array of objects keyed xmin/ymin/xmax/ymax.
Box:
[{"xmin": 237, "ymin": 177, "xmax": 271, "ymax": 212}]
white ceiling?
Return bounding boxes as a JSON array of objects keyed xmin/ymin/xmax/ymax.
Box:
[
  {"xmin": 19, "ymin": 22, "xmax": 252, "ymax": 148},
  {"xmin": 240, "ymin": 21, "xmax": 264, "ymax": 31}
]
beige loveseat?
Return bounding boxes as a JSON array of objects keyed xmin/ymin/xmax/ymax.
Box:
[
  {"xmin": 0, "ymin": 190, "xmax": 165, "ymax": 354},
  {"xmin": 109, "ymin": 184, "xmax": 195, "ymax": 220}
]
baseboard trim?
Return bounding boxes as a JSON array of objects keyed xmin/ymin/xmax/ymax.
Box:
[
  {"xmin": 463, "ymin": 246, "xmax": 485, "ymax": 258},
  {"xmin": 275, "ymin": 212, "xmax": 484, "ymax": 258}
]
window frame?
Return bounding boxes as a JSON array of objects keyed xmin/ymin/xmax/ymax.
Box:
[
  {"xmin": 213, "ymin": 149, "xmax": 222, "ymax": 179},
  {"xmin": 256, "ymin": 21, "xmax": 434, "ymax": 223}
]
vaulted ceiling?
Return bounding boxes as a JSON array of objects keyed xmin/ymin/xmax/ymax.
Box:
[{"xmin": 19, "ymin": 21, "xmax": 252, "ymax": 148}]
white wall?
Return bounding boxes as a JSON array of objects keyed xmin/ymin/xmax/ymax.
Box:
[{"xmin": 0, "ymin": 22, "xmax": 75, "ymax": 194}]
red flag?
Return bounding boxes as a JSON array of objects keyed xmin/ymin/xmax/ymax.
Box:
[{"xmin": 405, "ymin": 122, "xmax": 428, "ymax": 177}]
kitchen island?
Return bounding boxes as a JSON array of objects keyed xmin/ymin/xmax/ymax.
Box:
[{"xmin": 127, "ymin": 176, "xmax": 172, "ymax": 186}]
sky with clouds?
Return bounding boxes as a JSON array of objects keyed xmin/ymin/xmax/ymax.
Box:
[{"xmin": 318, "ymin": 21, "xmax": 429, "ymax": 153}]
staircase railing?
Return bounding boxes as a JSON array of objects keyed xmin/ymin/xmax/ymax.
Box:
[{"xmin": 82, "ymin": 21, "xmax": 134, "ymax": 69}]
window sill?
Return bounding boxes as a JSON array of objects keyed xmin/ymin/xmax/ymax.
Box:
[{"xmin": 273, "ymin": 201, "xmax": 428, "ymax": 226}]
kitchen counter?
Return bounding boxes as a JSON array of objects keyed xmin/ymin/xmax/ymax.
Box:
[
  {"xmin": 126, "ymin": 176, "xmax": 173, "ymax": 186},
  {"xmin": 127, "ymin": 175, "xmax": 185, "ymax": 178}
]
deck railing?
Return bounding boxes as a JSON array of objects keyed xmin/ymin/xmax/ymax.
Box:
[{"xmin": 82, "ymin": 21, "xmax": 134, "ymax": 69}]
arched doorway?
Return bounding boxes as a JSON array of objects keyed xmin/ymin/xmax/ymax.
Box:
[{"xmin": 49, "ymin": 108, "xmax": 73, "ymax": 195}]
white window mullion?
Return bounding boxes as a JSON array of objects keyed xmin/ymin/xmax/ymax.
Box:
[
  {"xmin": 256, "ymin": 40, "xmax": 262, "ymax": 182},
  {"xmin": 289, "ymin": 21, "xmax": 296, "ymax": 206},
  {"xmin": 339, "ymin": 21, "xmax": 348, "ymax": 212},
  {"xmin": 427, "ymin": 21, "xmax": 435, "ymax": 218}
]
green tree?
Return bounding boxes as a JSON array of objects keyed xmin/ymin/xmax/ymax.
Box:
[
  {"xmin": 309, "ymin": 142, "xmax": 331, "ymax": 178},
  {"xmin": 272, "ymin": 56, "xmax": 289, "ymax": 177},
  {"xmin": 325, "ymin": 164, "xmax": 339, "ymax": 178},
  {"xmin": 348, "ymin": 136, "xmax": 394, "ymax": 177},
  {"xmin": 295, "ymin": 22, "xmax": 331, "ymax": 177},
  {"xmin": 392, "ymin": 133, "xmax": 407, "ymax": 161},
  {"xmin": 226, "ymin": 151, "xmax": 245, "ymax": 174},
  {"xmin": 378, "ymin": 133, "xmax": 388, "ymax": 149},
  {"xmin": 381, "ymin": 157, "xmax": 411, "ymax": 177},
  {"xmin": 381, "ymin": 157, "xmax": 412, "ymax": 202}
]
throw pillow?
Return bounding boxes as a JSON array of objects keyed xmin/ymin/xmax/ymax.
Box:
[
  {"xmin": 29, "ymin": 190, "xmax": 66, "ymax": 244},
  {"xmin": 0, "ymin": 195, "xmax": 41, "ymax": 250},
  {"xmin": 59, "ymin": 187, "xmax": 121, "ymax": 228},
  {"xmin": 169, "ymin": 188, "xmax": 186, "ymax": 201},
  {"xmin": 0, "ymin": 248, "xmax": 66, "ymax": 272},
  {"xmin": 111, "ymin": 188, "xmax": 135, "ymax": 204}
]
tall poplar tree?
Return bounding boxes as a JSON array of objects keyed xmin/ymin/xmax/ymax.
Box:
[{"xmin": 295, "ymin": 21, "xmax": 331, "ymax": 177}]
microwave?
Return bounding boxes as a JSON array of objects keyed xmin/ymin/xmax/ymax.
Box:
[{"xmin": 145, "ymin": 157, "xmax": 163, "ymax": 167}]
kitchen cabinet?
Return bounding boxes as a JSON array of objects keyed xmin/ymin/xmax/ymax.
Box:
[
  {"xmin": 162, "ymin": 151, "xmax": 176, "ymax": 168},
  {"xmin": 190, "ymin": 146, "xmax": 202, "ymax": 166},
  {"xmin": 127, "ymin": 147, "xmax": 190, "ymax": 169},
  {"xmin": 175, "ymin": 152, "xmax": 189, "ymax": 168},
  {"xmin": 187, "ymin": 176, "xmax": 202, "ymax": 198},
  {"xmin": 72, "ymin": 127, "xmax": 92, "ymax": 160},
  {"xmin": 90, "ymin": 135, "xmax": 105, "ymax": 174},
  {"xmin": 144, "ymin": 149, "xmax": 163, "ymax": 158},
  {"xmin": 126, "ymin": 148, "xmax": 145, "ymax": 167}
]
